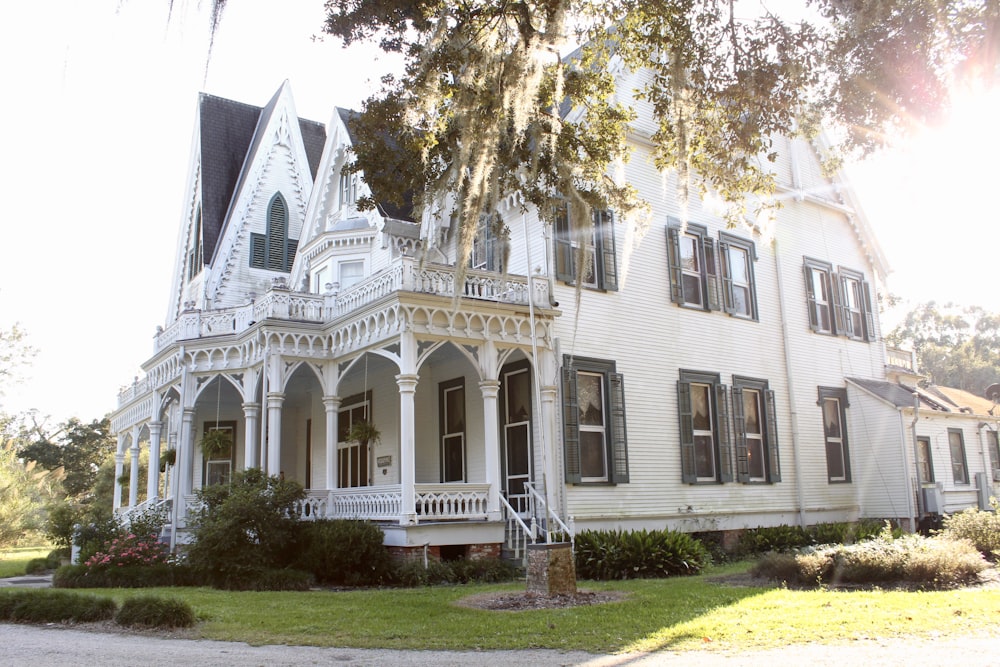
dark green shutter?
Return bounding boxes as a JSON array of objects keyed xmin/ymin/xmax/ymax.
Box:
[
  {"xmin": 831, "ymin": 273, "xmax": 847, "ymax": 335},
  {"xmin": 598, "ymin": 210, "xmax": 618, "ymax": 291},
  {"xmin": 666, "ymin": 221, "xmax": 683, "ymax": 304},
  {"xmin": 804, "ymin": 263, "xmax": 820, "ymax": 331},
  {"xmin": 862, "ymin": 281, "xmax": 876, "ymax": 341},
  {"xmin": 250, "ymin": 233, "xmax": 266, "ymax": 268},
  {"xmin": 678, "ymin": 380, "xmax": 696, "ymax": 483},
  {"xmin": 719, "ymin": 240, "xmax": 735, "ymax": 314},
  {"xmin": 286, "ymin": 239, "xmax": 298, "ymax": 270},
  {"xmin": 609, "ymin": 372, "xmax": 629, "ymax": 482},
  {"xmin": 562, "ymin": 367, "xmax": 581, "ymax": 483},
  {"xmin": 704, "ymin": 237, "xmax": 721, "ymax": 311},
  {"xmin": 267, "ymin": 195, "xmax": 287, "ymax": 271},
  {"xmin": 717, "ymin": 384, "xmax": 733, "ymax": 482},
  {"xmin": 765, "ymin": 389, "xmax": 781, "ymax": 482},
  {"xmin": 732, "ymin": 387, "xmax": 749, "ymax": 483},
  {"xmin": 554, "ymin": 204, "xmax": 574, "ymax": 282}
]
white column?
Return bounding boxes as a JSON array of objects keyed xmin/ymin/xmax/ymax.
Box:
[
  {"xmin": 242, "ymin": 402, "xmax": 260, "ymax": 469},
  {"xmin": 113, "ymin": 448, "xmax": 125, "ymax": 511},
  {"xmin": 178, "ymin": 408, "xmax": 196, "ymax": 499},
  {"xmin": 147, "ymin": 421, "xmax": 162, "ymax": 501},
  {"xmin": 266, "ymin": 392, "xmax": 285, "ymax": 475},
  {"xmin": 397, "ymin": 374, "xmax": 418, "ymax": 525},
  {"xmin": 480, "ymin": 379, "xmax": 502, "ymax": 520},
  {"xmin": 540, "ymin": 384, "xmax": 560, "ymax": 514},
  {"xmin": 323, "ymin": 396, "xmax": 341, "ymax": 492},
  {"xmin": 129, "ymin": 426, "xmax": 141, "ymax": 507}
]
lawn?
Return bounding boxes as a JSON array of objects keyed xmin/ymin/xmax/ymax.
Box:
[
  {"xmin": 0, "ymin": 547, "xmax": 51, "ymax": 578},
  {"xmin": 73, "ymin": 563, "xmax": 1000, "ymax": 654}
]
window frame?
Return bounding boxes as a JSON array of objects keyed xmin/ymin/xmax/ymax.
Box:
[
  {"xmin": 817, "ymin": 387, "xmax": 851, "ymax": 483},
  {"xmin": 201, "ymin": 420, "xmax": 236, "ymax": 486},
  {"xmin": 337, "ymin": 390, "xmax": 372, "ymax": 488},
  {"xmin": 803, "ymin": 258, "xmax": 835, "ymax": 334},
  {"xmin": 948, "ymin": 428, "xmax": 970, "ymax": 485},
  {"xmin": 469, "ymin": 213, "xmax": 503, "ymax": 272},
  {"xmin": 732, "ymin": 376, "xmax": 781, "ymax": 484},
  {"xmin": 835, "ymin": 267, "xmax": 876, "ymax": 341},
  {"xmin": 339, "ymin": 169, "xmax": 357, "ymax": 209},
  {"xmin": 666, "ymin": 219, "xmax": 721, "ymax": 311},
  {"xmin": 439, "ymin": 377, "xmax": 467, "ymax": 483},
  {"xmin": 554, "ymin": 205, "xmax": 618, "ymax": 291},
  {"xmin": 916, "ymin": 435, "xmax": 934, "ymax": 484},
  {"xmin": 719, "ymin": 232, "xmax": 758, "ymax": 320},
  {"xmin": 678, "ymin": 370, "xmax": 732, "ymax": 484},
  {"xmin": 562, "ymin": 355, "xmax": 629, "ymax": 484},
  {"xmin": 986, "ymin": 429, "xmax": 1000, "ymax": 478}
]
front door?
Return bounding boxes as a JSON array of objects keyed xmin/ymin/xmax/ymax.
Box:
[{"xmin": 500, "ymin": 361, "xmax": 533, "ymax": 516}]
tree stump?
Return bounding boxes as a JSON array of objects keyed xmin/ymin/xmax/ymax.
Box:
[{"xmin": 526, "ymin": 542, "xmax": 576, "ymax": 595}]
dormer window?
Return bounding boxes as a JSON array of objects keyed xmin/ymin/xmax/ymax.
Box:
[
  {"xmin": 339, "ymin": 170, "xmax": 358, "ymax": 209},
  {"xmin": 250, "ymin": 193, "xmax": 298, "ymax": 272}
]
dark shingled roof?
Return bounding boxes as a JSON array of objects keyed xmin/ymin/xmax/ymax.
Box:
[
  {"xmin": 848, "ymin": 378, "xmax": 923, "ymax": 409},
  {"xmin": 198, "ymin": 87, "xmax": 326, "ymax": 264}
]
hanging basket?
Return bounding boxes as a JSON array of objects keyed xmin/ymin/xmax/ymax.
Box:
[
  {"xmin": 159, "ymin": 448, "xmax": 176, "ymax": 473},
  {"xmin": 200, "ymin": 429, "xmax": 233, "ymax": 460},
  {"xmin": 347, "ymin": 420, "xmax": 380, "ymax": 448}
]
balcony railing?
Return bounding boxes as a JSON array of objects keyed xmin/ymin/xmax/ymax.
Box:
[
  {"xmin": 289, "ymin": 484, "xmax": 490, "ymax": 523},
  {"xmin": 886, "ymin": 346, "xmax": 917, "ymax": 372}
]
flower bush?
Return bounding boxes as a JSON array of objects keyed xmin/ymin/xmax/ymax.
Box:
[{"xmin": 84, "ymin": 532, "xmax": 168, "ymax": 569}]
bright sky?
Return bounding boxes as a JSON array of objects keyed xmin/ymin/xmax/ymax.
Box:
[{"xmin": 0, "ymin": 0, "xmax": 997, "ymax": 426}]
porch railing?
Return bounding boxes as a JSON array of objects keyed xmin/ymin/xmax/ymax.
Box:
[
  {"xmin": 499, "ymin": 494, "xmax": 537, "ymax": 563},
  {"xmin": 117, "ymin": 496, "xmax": 172, "ymax": 528},
  {"xmin": 524, "ymin": 482, "xmax": 575, "ymax": 548},
  {"xmin": 414, "ymin": 483, "xmax": 489, "ymax": 520}
]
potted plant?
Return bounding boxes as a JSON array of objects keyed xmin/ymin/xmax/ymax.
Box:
[
  {"xmin": 347, "ymin": 420, "xmax": 380, "ymax": 448},
  {"xmin": 159, "ymin": 448, "xmax": 176, "ymax": 473},
  {"xmin": 200, "ymin": 429, "xmax": 233, "ymax": 460}
]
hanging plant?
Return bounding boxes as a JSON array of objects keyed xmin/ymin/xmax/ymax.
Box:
[
  {"xmin": 200, "ymin": 429, "xmax": 233, "ymax": 460},
  {"xmin": 159, "ymin": 448, "xmax": 177, "ymax": 473},
  {"xmin": 347, "ymin": 420, "xmax": 380, "ymax": 448}
]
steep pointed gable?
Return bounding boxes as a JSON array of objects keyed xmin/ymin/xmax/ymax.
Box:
[{"xmin": 335, "ymin": 107, "xmax": 415, "ymax": 222}]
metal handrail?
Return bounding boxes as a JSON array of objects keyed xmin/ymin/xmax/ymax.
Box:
[{"xmin": 524, "ymin": 482, "xmax": 574, "ymax": 547}]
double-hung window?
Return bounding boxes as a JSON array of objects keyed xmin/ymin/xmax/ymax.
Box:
[
  {"xmin": 554, "ymin": 205, "xmax": 618, "ymax": 291},
  {"xmin": 987, "ymin": 430, "xmax": 1000, "ymax": 480},
  {"xmin": 337, "ymin": 391, "xmax": 372, "ymax": 488},
  {"xmin": 678, "ymin": 371, "xmax": 732, "ymax": 483},
  {"xmin": 250, "ymin": 192, "xmax": 298, "ymax": 271},
  {"xmin": 339, "ymin": 169, "xmax": 357, "ymax": 209},
  {"xmin": 948, "ymin": 428, "xmax": 969, "ymax": 484},
  {"xmin": 562, "ymin": 356, "xmax": 629, "ymax": 484},
  {"xmin": 439, "ymin": 378, "xmax": 466, "ymax": 483},
  {"xmin": 732, "ymin": 377, "xmax": 781, "ymax": 483},
  {"xmin": 803, "ymin": 259, "xmax": 876, "ymax": 340},
  {"xmin": 719, "ymin": 233, "xmax": 758, "ymax": 319},
  {"xmin": 917, "ymin": 436, "xmax": 934, "ymax": 483},
  {"xmin": 818, "ymin": 387, "xmax": 851, "ymax": 482},
  {"xmin": 666, "ymin": 220, "xmax": 720, "ymax": 310},
  {"xmin": 470, "ymin": 213, "xmax": 502, "ymax": 272}
]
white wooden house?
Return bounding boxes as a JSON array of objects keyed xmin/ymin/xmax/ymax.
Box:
[{"xmin": 110, "ymin": 76, "xmax": 992, "ymax": 560}]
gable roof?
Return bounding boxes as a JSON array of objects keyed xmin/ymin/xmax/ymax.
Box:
[
  {"xmin": 336, "ymin": 107, "xmax": 415, "ymax": 222},
  {"xmin": 848, "ymin": 377, "xmax": 997, "ymax": 416},
  {"xmin": 198, "ymin": 88, "xmax": 326, "ymax": 264}
]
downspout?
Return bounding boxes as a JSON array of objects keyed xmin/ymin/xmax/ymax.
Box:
[
  {"xmin": 977, "ymin": 422, "xmax": 992, "ymax": 503},
  {"xmin": 773, "ymin": 239, "xmax": 807, "ymax": 527},
  {"xmin": 523, "ymin": 213, "xmax": 552, "ymax": 518},
  {"xmin": 910, "ymin": 393, "xmax": 924, "ymax": 527}
]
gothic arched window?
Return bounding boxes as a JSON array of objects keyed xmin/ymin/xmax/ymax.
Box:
[{"xmin": 250, "ymin": 193, "xmax": 298, "ymax": 271}]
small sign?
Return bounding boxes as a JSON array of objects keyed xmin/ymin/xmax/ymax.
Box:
[{"xmin": 377, "ymin": 455, "xmax": 392, "ymax": 467}]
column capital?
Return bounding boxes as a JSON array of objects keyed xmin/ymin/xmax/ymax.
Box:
[
  {"xmin": 478, "ymin": 379, "xmax": 501, "ymax": 398},
  {"xmin": 115, "ymin": 453, "xmax": 125, "ymax": 464},
  {"xmin": 267, "ymin": 392, "xmax": 286, "ymax": 408},
  {"xmin": 395, "ymin": 373, "xmax": 419, "ymax": 393},
  {"xmin": 540, "ymin": 384, "xmax": 558, "ymax": 399},
  {"xmin": 242, "ymin": 401, "xmax": 261, "ymax": 415},
  {"xmin": 322, "ymin": 395, "xmax": 342, "ymax": 410}
]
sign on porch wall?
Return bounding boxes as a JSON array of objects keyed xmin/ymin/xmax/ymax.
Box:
[{"xmin": 377, "ymin": 455, "xmax": 392, "ymax": 467}]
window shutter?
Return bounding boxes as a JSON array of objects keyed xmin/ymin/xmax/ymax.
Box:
[
  {"xmin": 554, "ymin": 204, "xmax": 574, "ymax": 282},
  {"xmin": 250, "ymin": 233, "xmax": 266, "ymax": 269},
  {"xmin": 861, "ymin": 281, "xmax": 876, "ymax": 341},
  {"xmin": 803, "ymin": 263, "xmax": 820, "ymax": 331},
  {"xmin": 831, "ymin": 273, "xmax": 847, "ymax": 335},
  {"xmin": 704, "ymin": 237, "xmax": 722, "ymax": 311},
  {"xmin": 562, "ymin": 367, "xmax": 581, "ymax": 483},
  {"xmin": 719, "ymin": 241, "xmax": 736, "ymax": 314},
  {"xmin": 732, "ymin": 387, "xmax": 749, "ymax": 483},
  {"xmin": 267, "ymin": 196, "xmax": 288, "ymax": 271},
  {"xmin": 609, "ymin": 372, "xmax": 629, "ymax": 482},
  {"xmin": 666, "ymin": 222, "xmax": 683, "ymax": 304},
  {"xmin": 765, "ymin": 389, "xmax": 781, "ymax": 482},
  {"xmin": 677, "ymin": 380, "xmax": 696, "ymax": 483},
  {"xmin": 598, "ymin": 210, "xmax": 619, "ymax": 291},
  {"xmin": 717, "ymin": 383, "xmax": 733, "ymax": 482},
  {"xmin": 286, "ymin": 239, "xmax": 298, "ymax": 271}
]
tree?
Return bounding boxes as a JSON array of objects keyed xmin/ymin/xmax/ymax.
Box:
[
  {"xmin": 320, "ymin": 0, "xmax": 1000, "ymax": 276},
  {"xmin": 0, "ymin": 322, "xmax": 36, "ymax": 401},
  {"xmin": 888, "ymin": 301, "xmax": 1000, "ymax": 393},
  {"xmin": 19, "ymin": 417, "xmax": 114, "ymax": 501},
  {"xmin": 0, "ymin": 438, "xmax": 63, "ymax": 549}
]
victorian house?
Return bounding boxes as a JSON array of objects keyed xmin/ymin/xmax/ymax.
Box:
[{"xmin": 110, "ymin": 75, "xmax": 998, "ymax": 560}]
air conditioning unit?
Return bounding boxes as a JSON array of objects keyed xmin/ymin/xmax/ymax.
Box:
[
  {"xmin": 975, "ymin": 472, "xmax": 993, "ymax": 511},
  {"xmin": 993, "ymin": 468, "xmax": 1000, "ymax": 482},
  {"xmin": 922, "ymin": 483, "xmax": 944, "ymax": 514}
]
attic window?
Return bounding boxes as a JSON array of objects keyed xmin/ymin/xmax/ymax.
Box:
[
  {"xmin": 250, "ymin": 193, "xmax": 298, "ymax": 272},
  {"xmin": 186, "ymin": 205, "xmax": 203, "ymax": 281}
]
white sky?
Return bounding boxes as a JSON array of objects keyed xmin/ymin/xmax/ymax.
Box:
[{"xmin": 0, "ymin": 0, "xmax": 997, "ymax": 426}]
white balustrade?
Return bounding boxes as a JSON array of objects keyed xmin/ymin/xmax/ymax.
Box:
[
  {"xmin": 329, "ymin": 485, "xmax": 403, "ymax": 520},
  {"xmin": 414, "ymin": 483, "xmax": 489, "ymax": 520}
]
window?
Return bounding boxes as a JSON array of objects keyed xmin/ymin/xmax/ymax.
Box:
[
  {"xmin": 666, "ymin": 220, "xmax": 720, "ymax": 310},
  {"xmin": 818, "ymin": 387, "xmax": 851, "ymax": 482},
  {"xmin": 916, "ymin": 435, "xmax": 934, "ymax": 483},
  {"xmin": 719, "ymin": 233, "xmax": 758, "ymax": 319},
  {"xmin": 562, "ymin": 356, "xmax": 628, "ymax": 483},
  {"xmin": 250, "ymin": 193, "xmax": 298, "ymax": 271},
  {"xmin": 948, "ymin": 428, "xmax": 969, "ymax": 484},
  {"xmin": 339, "ymin": 260, "xmax": 365, "ymax": 289},
  {"xmin": 732, "ymin": 377, "xmax": 781, "ymax": 483},
  {"xmin": 554, "ymin": 205, "xmax": 618, "ymax": 290},
  {"xmin": 187, "ymin": 205, "xmax": 203, "ymax": 282},
  {"xmin": 339, "ymin": 169, "xmax": 357, "ymax": 208},
  {"xmin": 202, "ymin": 421, "xmax": 235, "ymax": 486},
  {"xmin": 470, "ymin": 214, "xmax": 503, "ymax": 272},
  {"xmin": 337, "ymin": 391, "xmax": 371, "ymax": 488},
  {"xmin": 312, "ymin": 266, "xmax": 328, "ymax": 294},
  {"xmin": 803, "ymin": 259, "xmax": 875, "ymax": 340},
  {"xmin": 987, "ymin": 430, "xmax": 1000, "ymax": 478},
  {"xmin": 678, "ymin": 370, "xmax": 732, "ymax": 483},
  {"xmin": 439, "ymin": 378, "xmax": 466, "ymax": 482}
]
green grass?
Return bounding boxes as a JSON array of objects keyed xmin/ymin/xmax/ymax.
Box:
[
  {"xmin": 63, "ymin": 561, "xmax": 1000, "ymax": 654},
  {"xmin": 0, "ymin": 547, "xmax": 52, "ymax": 578}
]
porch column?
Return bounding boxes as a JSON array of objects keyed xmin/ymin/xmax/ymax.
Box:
[
  {"xmin": 480, "ymin": 379, "xmax": 502, "ymax": 520},
  {"xmin": 540, "ymin": 384, "xmax": 560, "ymax": 513},
  {"xmin": 323, "ymin": 396, "xmax": 341, "ymax": 493},
  {"xmin": 113, "ymin": 444, "xmax": 125, "ymax": 511},
  {"xmin": 147, "ymin": 421, "xmax": 162, "ymax": 501},
  {"xmin": 242, "ymin": 402, "xmax": 260, "ymax": 469},
  {"xmin": 129, "ymin": 425, "xmax": 141, "ymax": 507},
  {"xmin": 178, "ymin": 407, "xmax": 195, "ymax": 499},
  {"xmin": 397, "ymin": 373, "xmax": 419, "ymax": 525},
  {"xmin": 266, "ymin": 392, "xmax": 285, "ymax": 475}
]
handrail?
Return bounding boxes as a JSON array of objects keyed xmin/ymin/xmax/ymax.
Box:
[
  {"xmin": 499, "ymin": 494, "xmax": 537, "ymax": 564},
  {"xmin": 499, "ymin": 494, "xmax": 535, "ymax": 541},
  {"xmin": 524, "ymin": 482, "xmax": 574, "ymax": 548}
]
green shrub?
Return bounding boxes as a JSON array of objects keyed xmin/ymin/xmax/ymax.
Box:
[
  {"xmin": 54, "ymin": 562, "xmax": 201, "ymax": 589},
  {"xmin": 905, "ymin": 536, "xmax": 987, "ymax": 585},
  {"xmin": 392, "ymin": 558, "xmax": 456, "ymax": 587},
  {"xmin": 185, "ymin": 468, "xmax": 305, "ymax": 588},
  {"xmin": 574, "ymin": 528, "xmax": 709, "ymax": 580},
  {"xmin": 296, "ymin": 520, "xmax": 393, "ymax": 585},
  {"xmin": 115, "ymin": 595, "xmax": 196, "ymax": 628},
  {"xmin": 74, "ymin": 515, "xmax": 124, "ymax": 565},
  {"xmin": 212, "ymin": 567, "xmax": 312, "ymax": 591},
  {"xmin": 737, "ymin": 521, "xmax": 895, "ymax": 558},
  {"xmin": 941, "ymin": 504, "xmax": 1000, "ymax": 560},
  {"xmin": 445, "ymin": 557, "xmax": 520, "ymax": 584},
  {"xmin": 24, "ymin": 558, "xmax": 50, "ymax": 574},
  {"xmin": 84, "ymin": 532, "xmax": 168, "ymax": 569},
  {"xmin": 0, "ymin": 589, "xmax": 116, "ymax": 623}
]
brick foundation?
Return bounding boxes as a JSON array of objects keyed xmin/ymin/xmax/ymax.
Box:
[{"xmin": 386, "ymin": 542, "xmax": 501, "ymax": 562}]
